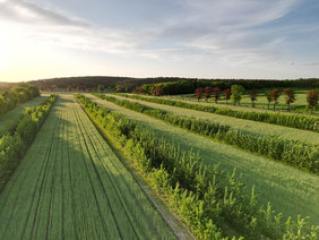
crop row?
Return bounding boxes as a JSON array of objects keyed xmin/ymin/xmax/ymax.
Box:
[
  {"xmin": 96, "ymin": 94, "xmax": 319, "ymax": 174},
  {"xmin": 119, "ymin": 93, "xmax": 319, "ymax": 132},
  {"xmin": 0, "ymin": 95, "xmax": 57, "ymax": 191},
  {"xmin": 0, "ymin": 85, "xmax": 40, "ymax": 116},
  {"xmin": 78, "ymin": 94, "xmax": 318, "ymax": 240}
]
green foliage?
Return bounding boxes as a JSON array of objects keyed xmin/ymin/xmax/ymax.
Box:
[
  {"xmin": 0, "ymin": 85, "xmax": 40, "ymax": 116},
  {"xmin": 0, "ymin": 95, "xmax": 56, "ymax": 191},
  {"xmin": 231, "ymin": 85, "xmax": 245, "ymax": 105},
  {"xmin": 121, "ymin": 93, "xmax": 319, "ymax": 132},
  {"xmin": 99, "ymin": 94, "xmax": 319, "ymax": 173},
  {"xmin": 77, "ymin": 94, "xmax": 319, "ymax": 240}
]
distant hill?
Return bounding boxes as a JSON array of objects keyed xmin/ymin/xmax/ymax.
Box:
[{"xmin": 25, "ymin": 76, "xmax": 319, "ymax": 93}]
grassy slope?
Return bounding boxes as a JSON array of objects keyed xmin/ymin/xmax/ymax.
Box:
[
  {"xmin": 0, "ymin": 95, "xmax": 48, "ymax": 136},
  {"xmin": 112, "ymin": 94, "xmax": 319, "ymax": 145},
  {"xmin": 0, "ymin": 95, "xmax": 175, "ymax": 239},
  {"xmin": 87, "ymin": 94, "xmax": 319, "ymax": 225}
]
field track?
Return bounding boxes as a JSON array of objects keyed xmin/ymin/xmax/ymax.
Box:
[
  {"xmin": 87, "ymin": 94, "xmax": 319, "ymax": 225},
  {"xmin": 0, "ymin": 95, "xmax": 175, "ymax": 240}
]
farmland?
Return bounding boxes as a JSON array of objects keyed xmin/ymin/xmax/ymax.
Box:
[
  {"xmin": 0, "ymin": 88, "xmax": 318, "ymax": 239},
  {"xmin": 0, "ymin": 95, "xmax": 176, "ymax": 239}
]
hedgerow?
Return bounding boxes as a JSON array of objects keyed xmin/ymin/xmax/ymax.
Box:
[
  {"xmin": 0, "ymin": 95, "xmax": 57, "ymax": 191},
  {"xmin": 77, "ymin": 94, "xmax": 318, "ymax": 240},
  {"xmin": 97, "ymin": 94, "xmax": 319, "ymax": 174},
  {"xmin": 119, "ymin": 93, "xmax": 319, "ymax": 132}
]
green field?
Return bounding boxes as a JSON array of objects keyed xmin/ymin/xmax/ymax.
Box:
[
  {"xmin": 172, "ymin": 91, "xmax": 319, "ymax": 113},
  {"xmin": 0, "ymin": 95, "xmax": 48, "ymax": 136},
  {"xmin": 109, "ymin": 94, "xmax": 319, "ymax": 146},
  {"xmin": 0, "ymin": 95, "xmax": 176, "ymax": 239},
  {"xmin": 87, "ymin": 94, "xmax": 319, "ymax": 225}
]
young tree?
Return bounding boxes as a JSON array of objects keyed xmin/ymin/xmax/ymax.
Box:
[
  {"xmin": 154, "ymin": 85, "xmax": 163, "ymax": 96},
  {"xmin": 195, "ymin": 87, "xmax": 204, "ymax": 102},
  {"xmin": 283, "ymin": 88, "xmax": 295, "ymax": 111},
  {"xmin": 265, "ymin": 91, "xmax": 272, "ymax": 110},
  {"xmin": 204, "ymin": 87, "xmax": 212, "ymax": 102},
  {"xmin": 307, "ymin": 90, "xmax": 319, "ymax": 113},
  {"xmin": 224, "ymin": 88, "xmax": 231, "ymax": 104},
  {"xmin": 249, "ymin": 90, "xmax": 258, "ymax": 108},
  {"xmin": 212, "ymin": 87, "xmax": 221, "ymax": 103},
  {"xmin": 231, "ymin": 85, "xmax": 245, "ymax": 105},
  {"xmin": 270, "ymin": 88, "xmax": 281, "ymax": 111}
]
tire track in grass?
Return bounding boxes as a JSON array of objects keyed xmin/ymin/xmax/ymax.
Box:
[
  {"xmin": 77, "ymin": 104, "xmax": 173, "ymax": 239},
  {"xmin": 73, "ymin": 106, "xmax": 126, "ymax": 239},
  {"xmin": 70, "ymin": 106, "xmax": 111, "ymax": 239},
  {"xmin": 74, "ymin": 107, "xmax": 139, "ymax": 239},
  {"xmin": 0, "ymin": 103, "xmax": 61, "ymax": 239}
]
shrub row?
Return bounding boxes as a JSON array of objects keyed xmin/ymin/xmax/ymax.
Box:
[
  {"xmin": 0, "ymin": 85, "xmax": 40, "ymax": 116},
  {"xmin": 98, "ymin": 94, "xmax": 319, "ymax": 174},
  {"xmin": 0, "ymin": 95, "xmax": 57, "ymax": 191},
  {"xmin": 120, "ymin": 93, "xmax": 319, "ymax": 132},
  {"xmin": 77, "ymin": 94, "xmax": 318, "ymax": 240}
]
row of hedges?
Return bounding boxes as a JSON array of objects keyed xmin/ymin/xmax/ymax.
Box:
[
  {"xmin": 120, "ymin": 94, "xmax": 319, "ymax": 132},
  {"xmin": 0, "ymin": 95, "xmax": 57, "ymax": 191},
  {"xmin": 98, "ymin": 94, "xmax": 319, "ymax": 174},
  {"xmin": 139, "ymin": 79, "xmax": 319, "ymax": 95},
  {"xmin": 0, "ymin": 85, "xmax": 40, "ymax": 116},
  {"xmin": 77, "ymin": 94, "xmax": 318, "ymax": 240}
]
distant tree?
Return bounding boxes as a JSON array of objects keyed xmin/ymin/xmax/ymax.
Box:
[
  {"xmin": 283, "ymin": 88, "xmax": 295, "ymax": 111},
  {"xmin": 224, "ymin": 88, "xmax": 231, "ymax": 104},
  {"xmin": 270, "ymin": 89, "xmax": 281, "ymax": 111},
  {"xmin": 97, "ymin": 84, "xmax": 104, "ymax": 93},
  {"xmin": 212, "ymin": 87, "xmax": 221, "ymax": 103},
  {"xmin": 195, "ymin": 88, "xmax": 204, "ymax": 102},
  {"xmin": 265, "ymin": 91, "xmax": 272, "ymax": 110},
  {"xmin": 231, "ymin": 85, "xmax": 245, "ymax": 105},
  {"xmin": 204, "ymin": 87, "xmax": 212, "ymax": 102},
  {"xmin": 153, "ymin": 85, "xmax": 163, "ymax": 96},
  {"xmin": 249, "ymin": 90, "xmax": 258, "ymax": 108},
  {"xmin": 307, "ymin": 90, "xmax": 319, "ymax": 113}
]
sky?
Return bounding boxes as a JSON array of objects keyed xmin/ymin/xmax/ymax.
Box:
[{"xmin": 0, "ymin": 0, "xmax": 319, "ymax": 82}]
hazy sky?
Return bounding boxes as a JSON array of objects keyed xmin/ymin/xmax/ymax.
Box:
[{"xmin": 0, "ymin": 0, "xmax": 319, "ymax": 82}]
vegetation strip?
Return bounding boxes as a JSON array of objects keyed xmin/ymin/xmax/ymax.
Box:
[
  {"xmin": 96, "ymin": 94, "xmax": 319, "ymax": 174},
  {"xmin": 0, "ymin": 95, "xmax": 175, "ymax": 239},
  {"xmin": 0, "ymin": 95, "xmax": 57, "ymax": 192},
  {"xmin": 78, "ymin": 94, "xmax": 319, "ymax": 240},
  {"xmin": 120, "ymin": 93, "xmax": 319, "ymax": 132}
]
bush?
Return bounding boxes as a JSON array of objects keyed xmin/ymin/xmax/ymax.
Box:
[
  {"xmin": 77, "ymin": 94, "xmax": 319, "ymax": 240},
  {"xmin": 99, "ymin": 94, "xmax": 319, "ymax": 174}
]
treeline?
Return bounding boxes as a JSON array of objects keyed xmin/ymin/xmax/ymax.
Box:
[
  {"xmin": 138, "ymin": 79, "xmax": 319, "ymax": 96},
  {"xmin": 98, "ymin": 94, "xmax": 319, "ymax": 174},
  {"xmin": 77, "ymin": 94, "xmax": 318, "ymax": 240},
  {"xmin": 120, "ymin": 94, "xmax": 319, "ymax": 132},
  {"xmin": 0, "ymin": 85, "xmax": 40, "ymax": 116},
  {"xmin": 0, "ymin": 95, "xmax": 56, "ymax": 192}
]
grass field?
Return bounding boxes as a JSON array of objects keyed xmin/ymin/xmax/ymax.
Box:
[
  {"xmin": 87, "ymin": 94, "xmax": 319, "ymax": 225},
  {"xmin": 109, "ymin": 94, "xmax": 319, "ymax": 146},
  {"xmin": 172, "ymin": 91, "xmax": 319, "ymax": 114},
  {"xmin": 0, "ymin": 95, "xmax": 175, "ymax": 239},
  {"xmin": 0, "ymin": 95, "xmax": 48, "ymax": 136}
]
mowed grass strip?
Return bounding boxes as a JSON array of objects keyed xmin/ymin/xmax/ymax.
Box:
[
  {"xmin": 87, "ymin": 94, "xmax": 319, "ymax": 225},
  {"xmin": 0, "ymin": 95, "xmax": 48, "ymax": 137},
  {"xmin": 111, "ymin": 94, "xmax": 319, "ymax": 146},
  {"xmin": 0, "ymin": 95, "xmax": 175, "ymax": 239}
]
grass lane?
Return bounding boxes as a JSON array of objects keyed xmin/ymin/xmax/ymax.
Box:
[
  {"xmin": 0, "ymin": 95, "xmax": 176, "ymax": 239},
  {"xmin": 111, "ymin": 94, "xmax": 319, "ymax": 145},
  {"xmin": 87, "ymin": 94, "xmax": 319, "ymax": 225},
  {"xmin": 0, "ymin": 95, "xmax": 48, "ymax": 137}
]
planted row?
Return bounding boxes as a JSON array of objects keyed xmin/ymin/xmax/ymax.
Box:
[
  {"xmin": 119, "ymin": 93, "xmax": 319, "ymax": 132},
  {"xmin": 78, "ymin": 95, "xmax": 318, "ymax": 240},
  {"xmin": 99, "ymin": 94, "xmax": 319, "ymax": 174},
  {"xmin": 0, "ymin": 85, "xmax": 40, "ymax": 116},
  {"xmin": 0, "ymin": 95, "xmax": 57, "ymax": 191}
]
